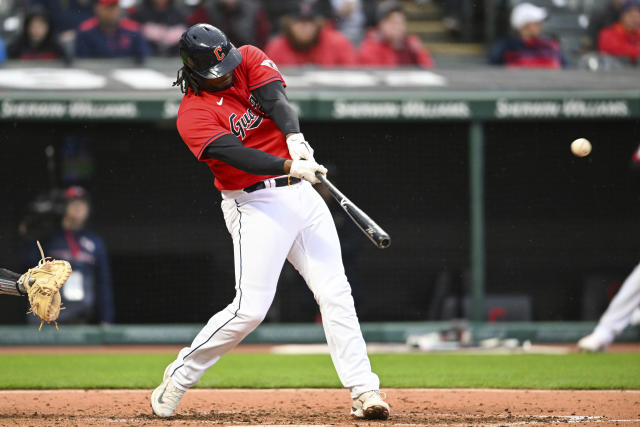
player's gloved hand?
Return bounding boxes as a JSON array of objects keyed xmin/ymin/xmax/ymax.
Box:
[
  {"xmin": 20, "ymin": 241, "xmax": 72, "ymax": 331},
  {"xmin": 286, "ymin": 133, "xmax": 314, "ymax": 161},
  {"xmin": 289, "ymin": 159, "xmax": 327, "ymax": 184}
]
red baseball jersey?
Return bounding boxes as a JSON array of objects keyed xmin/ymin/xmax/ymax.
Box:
[{"xmin": 177, "ymin": 45, "xmax": 291, "ymax": 191}]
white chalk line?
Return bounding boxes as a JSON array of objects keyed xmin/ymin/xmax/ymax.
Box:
[{"xmin": 98, "ymin": 416, "xmax": 640, "ymax": 427}]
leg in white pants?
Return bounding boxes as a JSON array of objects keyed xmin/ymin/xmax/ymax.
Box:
[
  {"xmin": 592, "ymin": 261, "xmax": 640, "ymax": 345},
  {"xmin": 170, "ymin": 181, "xmax": 379, "ymax": 397},
  {"xmin": 171, "ymin": 187, "xmax": 298, "ymax": 389},
  {"xmin": 287, "ymin": 183, "xmax": 379, "ymax": 398}
]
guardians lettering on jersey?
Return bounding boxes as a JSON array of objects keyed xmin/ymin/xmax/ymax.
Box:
[
  {"xmin": 248, "ymin": 94, "xmax": 264, "ymax": 113},
  {"xmin": 229, "ymin": 94, "xmax": 264, "ymax": 139}
]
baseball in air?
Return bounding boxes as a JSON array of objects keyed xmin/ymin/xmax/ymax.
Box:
[{"xmin": 571, "ymin": 138, "xmax": 592, "ymax": 157}]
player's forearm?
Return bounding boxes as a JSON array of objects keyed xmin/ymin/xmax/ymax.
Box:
[
  {"xmin": 251, "ymin": 81, "xmax": 300, "ymax": 135},
  {"xmin": 203, "ymin": 135, "xmax": 290, "ymax": 175}
]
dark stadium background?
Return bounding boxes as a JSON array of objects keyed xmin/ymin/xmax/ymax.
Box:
[{"xmin": 1, "ymin": 120, "xmax": 638, "ymax": 323}]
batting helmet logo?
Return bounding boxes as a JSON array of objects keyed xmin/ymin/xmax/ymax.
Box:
[
  {"xmin": 214, "ymin": 46, "xmax": 225, "ymax": 61},
  {"xmin": 179, "ymin": 24, "xmax": 242, "ymax": 79}
]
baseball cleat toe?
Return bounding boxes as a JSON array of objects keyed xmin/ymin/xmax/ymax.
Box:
[
  {"xmin": 151, "ymin": 377, "xmax": 185, "ymax": 417},
  {"xmin": 577, "ymin": 333, "xmax": 608, "ymax": 353},
  {"xmin": 350, "ymin": 390, "xmax": 390, "ymax": 420}
]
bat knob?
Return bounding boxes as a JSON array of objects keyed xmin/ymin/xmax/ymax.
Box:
[{"xmin": 378, "ymin": 237, "xmax": 391, "ymax": 249}]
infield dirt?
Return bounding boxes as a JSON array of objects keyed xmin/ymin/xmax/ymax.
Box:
[{"xmin": 1, "ymin": 388, "xmax": 639, "ymax": 426}]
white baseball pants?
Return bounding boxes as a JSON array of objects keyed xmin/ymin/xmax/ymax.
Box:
[
  {"xmin": 592, "ymin": 261, "xmax": 640, "ymax": 345},
  {"xmin": 170, "ymin": 179, "xmax": 380, "ymax": 398}
]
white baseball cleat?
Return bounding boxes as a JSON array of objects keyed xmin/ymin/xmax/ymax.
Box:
[
  {"xmin": 163, "ymin": 363, "xmax": 173, "ymax": 381},
  {"xmin": 151, "ymin": 377, "xmax": 185, "ymax": 417},
  {"xmin": 350, "ymin": 390, "xmax": 390, "ymax": 420},
  {"xmin": 577, "ymin": 333, "xmax": 608, "ymax": 353}
]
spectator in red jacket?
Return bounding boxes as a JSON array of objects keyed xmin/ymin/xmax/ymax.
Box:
[
  {"xmin": 357, "ymin": 1, "xmax": 433, "ymax": 68},
  {"xmin": 264, "ymin": 1, "xmax": 356, "ymax": 66},
  {"xmin": 598, "ymin": 0, "xmax": 640, "ymax": 63}
]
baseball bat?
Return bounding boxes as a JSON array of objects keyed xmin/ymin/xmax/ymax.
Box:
[{"xmin": 315, "ymin": 172, "xmax": 391, "ymax": 249}]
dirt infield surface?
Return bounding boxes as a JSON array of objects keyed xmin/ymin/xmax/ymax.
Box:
[{"xmin": 1, "ymin": 388, "xmax": 639, "ymax": 426}]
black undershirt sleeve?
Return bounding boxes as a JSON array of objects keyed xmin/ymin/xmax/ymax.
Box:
[
  {"xmin": 202, "ymin": 134, "xmax": 286, "ymax": 176},
  {"xmin": 251, "ymin": 81, "xmax": 300, "ymax": 135}
]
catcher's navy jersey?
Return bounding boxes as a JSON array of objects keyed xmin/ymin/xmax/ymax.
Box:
[{"xmin": 26, "ymin": 228, "xmax": 114, "ymax": 323}]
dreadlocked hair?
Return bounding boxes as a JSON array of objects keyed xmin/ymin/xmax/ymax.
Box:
[{"xmin": 173, "ymin": 66, "xmax": 202, "ymax": 96}]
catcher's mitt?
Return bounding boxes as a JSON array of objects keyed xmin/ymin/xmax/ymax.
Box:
[{"xmin": 20, "ymin": 241, "xmax": 72, "ymax": 330}]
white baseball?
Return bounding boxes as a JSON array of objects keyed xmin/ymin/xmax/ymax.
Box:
[{"xmin": 571, "ymin": 138, "xmax": 592, "ymax": 157}]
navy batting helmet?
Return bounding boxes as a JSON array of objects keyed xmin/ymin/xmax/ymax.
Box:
[{"xmin": 179, "ymin": 24, "xmax": 242, "ymax": 79}]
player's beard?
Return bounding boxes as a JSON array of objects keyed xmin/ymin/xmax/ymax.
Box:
[{"xmin": 203, "ymin": 74, "xmax": 234, "ymax": 92}]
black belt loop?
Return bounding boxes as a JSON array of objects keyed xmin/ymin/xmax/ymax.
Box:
[{"xmin": 243, "ymin": 177, "xmax": 301, "ymax": 194}]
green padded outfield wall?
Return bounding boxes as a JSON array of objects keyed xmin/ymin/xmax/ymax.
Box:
[{"xmin": 0, "ymin": 65, "xmax": 638, "ymax": 325}]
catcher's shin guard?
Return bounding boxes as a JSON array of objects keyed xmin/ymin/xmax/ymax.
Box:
[{"xmin": 0, "ymin": 268, "xmax": 24, "ymax": 296}]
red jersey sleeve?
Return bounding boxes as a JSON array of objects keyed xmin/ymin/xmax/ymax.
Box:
[
  {"xmin": 239, "ymin": 45, "xmax": 286, "ymax": 91},
  {"xmin": 177, "ymin": 105, "xmax": 231, "ymax": 161}
]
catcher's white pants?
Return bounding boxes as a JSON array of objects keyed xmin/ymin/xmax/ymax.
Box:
[
  {"xmin": 592, "ymin": 261, "xmax": 640, "ymax": 345},
  {"xmin": 170, "ymin": 179, "xmax": 380, "ymax": 398}
]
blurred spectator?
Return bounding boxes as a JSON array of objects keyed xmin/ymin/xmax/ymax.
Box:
[
  {"xmin": 129, "ymin": 0, "xmax": 186, "ymax": 56},
  {"xmin": 597, "ymin": 0, "xmax": 640, "ymax": 63},
  {"xmin": 187, "ymin": 0, "xmax": 270, "ymax": 48},
  {"xmin": 0, "ymin": 37, "xmax": 6, "ymax": 63},
  {"xmin": 263, "ymin": 0, "xmax": 333, "ymax": 37},
  {"xmin": 489, "ymin": 2, "xmax": 566, "ymax": 69},
  {"xmin": 632, "ymin": 143, "xmax": 640, "ymax": 176},
  {"xmin": 264, "ymin": 1, "xmax": 356, "ymax": 66},
  {"xmin": 25, "ymin": 187, "xmax": 115, "ymax": 325},
  {"xmin": 357, "ymin": 1, "xmax": 434, "ymax": 68},
  {"xmin": 331, "ymin": 0, "xmax": 366, "ymax": 45},
  {"xmin": 588, "ymin": 0, "xmax": 625, "ymax": 49},
  {"xmin": 29, "ymin": 0, "xmax": 96, "ymax": 36},
  {"xmin": 75, "ymin": 0, "xmax": 150, "ymax": 60},
  {"xmin": 7, "ymin": 7, "xmax": 70, "ymax": 62},
  {"xmin": 441, "ymin": 0, "xmax": 464, "ymax": 33}
]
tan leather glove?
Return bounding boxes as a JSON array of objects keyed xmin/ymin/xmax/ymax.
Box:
[{"xmin": 20, "ymin": 241, "xmax": 72, "ymax": 330}]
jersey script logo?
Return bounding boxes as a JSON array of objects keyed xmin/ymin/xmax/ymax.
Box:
[{"xmin": 229, "ymin": 108, "xmax": 263, "ymax": 139}]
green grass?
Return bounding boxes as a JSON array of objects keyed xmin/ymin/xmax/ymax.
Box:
[{"xmin": 1, "ymin": 353, "xmax": 639, "ymax": 389}]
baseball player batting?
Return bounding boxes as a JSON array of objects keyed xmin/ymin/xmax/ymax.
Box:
[{"xmin": 150, "ymin": 24, "xmax": 390, "ymax": 420}]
